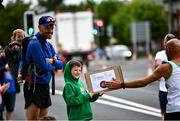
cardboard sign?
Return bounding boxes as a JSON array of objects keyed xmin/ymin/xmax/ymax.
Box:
[{"xmin": 84, "ymin": 66, "xmax": 124, "ymax": 93}]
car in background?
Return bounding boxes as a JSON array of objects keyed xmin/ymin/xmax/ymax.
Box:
[{"xmin": 105, "ymin": 45, "xmax": 132, "ymax": 60}]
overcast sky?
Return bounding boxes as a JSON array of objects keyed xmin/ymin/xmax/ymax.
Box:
[{"xmin": 2, "ymin": 0, "xmax": 92, "ymax": 6}]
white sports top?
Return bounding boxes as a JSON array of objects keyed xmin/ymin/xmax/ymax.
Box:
[
  {"xmin": 155, "ymin": 50, "xmax": 167, "ymax": 92},
  {"xmin": 166, "ymin": 61, "xmax": 180, "ymax": 113}
]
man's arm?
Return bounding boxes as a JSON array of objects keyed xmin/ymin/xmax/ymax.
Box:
[
  {"xmin": 26, "ymin": 41, "xmax": 55, "ymax": 72},
  {"xmin": 48, "ymin": 42, "xmax": 63, "ymax": 69},
  {"xmin": 105, "ymin": 64, "xmax": 171, "ymax": 89}
]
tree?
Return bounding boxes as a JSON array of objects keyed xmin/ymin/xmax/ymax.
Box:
[
  {"xmin": 112, "ymin": 0, "xmax": 168, "ymax": 46},
  {"xmin": 0, "ymin": 0, "xmax": 4, "ymax": 9},
  {"xmin": 97, "ymin": 0, "xmax": 120, "ymax": 25},
  {"xmin": 96, "ymin": 0, "xmax": 121, "ymax": 47},
  {"xmin": 37, "ymin": 0, "xmax": 63, "ymax": 12},
  {"xmin": 111, "ymin": 4, "xmax": 132, "ymax": 45},
  {"xmin": 0, "ymin": 1, "xmax": 29, "ymax": 46}
]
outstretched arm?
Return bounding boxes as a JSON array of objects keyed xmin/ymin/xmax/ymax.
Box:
[{"xmin": 105, "ymin": 64, "xmax": 170, "ymax": 89}]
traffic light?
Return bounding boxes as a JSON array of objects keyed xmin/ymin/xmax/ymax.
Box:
[
  {"xmin": 95, "ymin": 19, "xmax": 104, "ymax": 36},
  {"xmin": 92, "ymin": 29, "xmax": 98, "ymax": 35},
  {"xmin": 96, "ymin": 20, "xmax": 104, "ymax": 27},
  {"xmin": 24, "ymin": 11, "xmax": 35, "ymax": 36}
]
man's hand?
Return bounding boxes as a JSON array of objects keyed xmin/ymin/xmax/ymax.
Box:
[
  {"xmin": 46, "ymin": 55, "xmax": 58, "ymax": 64},
  {"xmin": 104, "ymin": 78, "xmax": 122, "ymax": 89},
  {"xmin": 52, "ymin": 55, "xmax": 57, "ymax": 60},
  {"xmin": 1, "ymin": 83, "xmax": 10, "ymax": 94},
  {"xmin": 46, "ymin": 58, "xmax": 54, "ymax": 64}
]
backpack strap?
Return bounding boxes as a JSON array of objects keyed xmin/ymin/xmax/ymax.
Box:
[{"xmin": 25, "ymin": 35, "xmax": 39, "ymax": 92}]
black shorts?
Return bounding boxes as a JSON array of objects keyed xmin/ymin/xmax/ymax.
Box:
[
  {"xmin": 23, "ymin": 82, "xmax": 51, "ymax": 109},
  {"xmin": 159, "ymin": 91, "xmax": 168, "ymax": 110},
  {"xmin": 165, "ymin": 112, "xmax": 180, "ymax": 120},
  {"xmin": 2, "ymin": 92, "xmax": 16, "ymax": 112}
]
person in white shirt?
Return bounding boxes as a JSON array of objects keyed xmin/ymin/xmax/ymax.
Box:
[{"xmin": 154, "ymin": 33, "xmax": 175, "ymax": 120}]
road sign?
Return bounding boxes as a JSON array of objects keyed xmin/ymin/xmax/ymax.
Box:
[{"xmin": 131, "ymin": 21, "xmax": 151, "ymax": 55}]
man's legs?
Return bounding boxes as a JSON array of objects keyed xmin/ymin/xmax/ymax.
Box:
[
  {"xmin": 25, "ymin": 103, "xmax": 49, "ymax": 120},
  {"xmin": 24, "ymin": 83, "xmax": 51, "ymax": 120},
  {"xmin": 25, "ymin": 103, "xmax": 40, "ymax": 120},
  {"xmin": 39, "ymin": 107, "xmax": 48, "ymax": 119}
]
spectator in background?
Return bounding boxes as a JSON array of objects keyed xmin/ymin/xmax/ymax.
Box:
[
  {"xmin": 0, "ymin": 81, "xmax": 10, "ymax": 120},
  {"xmin": 1, "ymin": 64, "xmax": 16, "ymax": 120},
  {"xmin": 0, "ymin": 83, "xmax": 10, "ymax": 103},
  {"xmin": 0, "ymin": 45, "xmax": 6, "ymax": 83},
  {"xmin": 5, "ymin": 29, "xmax": 25, "ymax": 93},
  {"xmin": 0, "ymin": 45, "xmax": 10, "ymax": 120},
  {"xmin": 2, "ymin": 29, "xmax": 25, "ymax": 120},
  {"xmin": 154, "ymin": 33, "xmax": 175, "ymax": 120}
]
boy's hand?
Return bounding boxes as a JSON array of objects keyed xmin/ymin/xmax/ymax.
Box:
[
  {"xmin": 98, "ymin": 91, "xmax": 104, "ymax": 96},
  {"xmin": 89, "ymin": 92, "xmax": 94, "ymax": 98},
  {"xmin": 89, "ymin": 91, "xmax": 104, "ymax": 98}
]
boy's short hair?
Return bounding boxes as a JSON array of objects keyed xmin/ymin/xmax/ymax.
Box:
[{"xmin": 70, "ymin": 60, "xmax": 82, "ymax": 69}]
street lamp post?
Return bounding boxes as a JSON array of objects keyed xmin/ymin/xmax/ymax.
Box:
[
  {"xmin": 0, "ymin": 0, "xmax": 4, "ymax": 9},
  {"xmin": 93, "ymin": 1, "xmax": 100, "ymax": 47},
  {"xmin": 169, "ymin": 0, "xmax": 173, "ymax": 33}
]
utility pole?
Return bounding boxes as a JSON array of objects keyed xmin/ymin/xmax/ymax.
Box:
[
  {"xmin": 169, "ymin": 0, "xmax": 173, "ymax": 33},
  {"xmin": 0, "ymin": 0, "xmax": 4, "ymax": 10},
  {"xmin": 93, "ymin": 0, "xmax": 100, "ymax": 47}
]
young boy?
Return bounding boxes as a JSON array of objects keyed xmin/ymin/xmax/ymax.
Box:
[{"xmin": 63, "ymin": 60, "xmax": 103, "ymax": 121}]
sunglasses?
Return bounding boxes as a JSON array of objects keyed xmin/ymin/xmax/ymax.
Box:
[{"xmin": 46, "ymin": 18, "xmax": 56, "ymax": 22}]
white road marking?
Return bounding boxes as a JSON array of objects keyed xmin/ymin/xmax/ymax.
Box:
[
  {"xmin": 102, "ymin": 94, "xmax": 160, "ymax": 113},
  {"xmin": 96, "ymin": 99, "xmax": 161, "ymax": 117}
]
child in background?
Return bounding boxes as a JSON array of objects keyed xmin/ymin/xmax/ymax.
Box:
[
  {"xmin": 11, "ymin": 29, "xmax": 26, "ymax": 83},
  {"xmin": 0, "ymin": 83, "xmax": 10, "ymax": 104},
  {"xmin": 5, "ymin": 29, "xmax": 25, "ymax": 90},
  {"xmin": 0, "ymin": 82, "xmax": 10, "ymax": 120},
  {"xmin": 63, "ymin": 60, "xmax": 103, "ymax": 121},
  {"xmin": 1, "ymin": 64, "xmax": 16, "ymax": 120}
]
